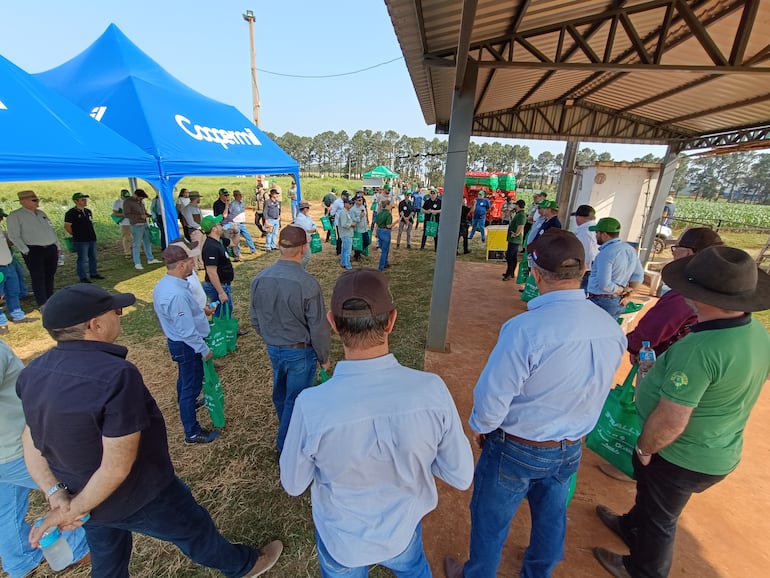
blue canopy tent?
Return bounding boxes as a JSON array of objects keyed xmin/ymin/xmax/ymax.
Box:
[
  {"xmin": 0, "ymin": 53, "xmax": 159, "ymax": 182},
  {"xmin": 36, "ymin": 24, "xmax": 300, "ymax": 241}
]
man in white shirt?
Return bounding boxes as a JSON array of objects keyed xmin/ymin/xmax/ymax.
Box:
[
  {"xmin": 230, "ymin": 190, "xmax": 256, "ymax": 254},
  {"xmin": 281, "ymin": 269, "xmax": 473, "ymax": 576},
  {"xmin": 181, "ymin": 192, "xmax": 205, "ymax": 269},
  {"xmin": 571, "ymin": 204, "xmax": 600, "ymax": 291}
]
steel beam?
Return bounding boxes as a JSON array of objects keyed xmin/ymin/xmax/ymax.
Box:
[{"xmin": 639, "ymin": 147, "xmax": 678, "ymax": 265}]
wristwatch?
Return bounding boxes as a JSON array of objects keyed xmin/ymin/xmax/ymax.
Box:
[
  {"xmin": 46, "ymin": 482, "xmax": 68, "ymax": 500},
  {"xmin": 635, "ymin": 444, "xmax": 651, "ymax": 457}
]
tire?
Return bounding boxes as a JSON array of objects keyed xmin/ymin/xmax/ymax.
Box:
[{"xmin": 653, "ymin": 236, "xmax": 665, "ymax": 254}]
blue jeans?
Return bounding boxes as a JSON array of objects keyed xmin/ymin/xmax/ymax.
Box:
[
  {"xmin": 12, "ymin": 257, "xmax": 28, "ymax": 297},
  {"xmin": 266, "ymin": 345, "xmax": 317, "ymax": 451},
  {"xmin": 290, "ymin": 200, "xmax": 299, "ymax": 221},
  {"xmin": 84, "ymin": 477, "xmax": 257, "ymax": 578},
  {"xmin": 0, "ymin": 263, "xmax": 25, "ymax": 325},
  {"xmin": 340, "ymin": 236, "xmax": 353, "ymax": 269},
  {"xmin": 167, "ymin": 340, "xmax": 205, "ymax": 438},
  {"xmin": 588, "ymin": 295, "xmax": 623, "ymax": 319},
  {"xmin": 0, "ymin": 456, "xmax": 89, "ymax": 578},
  {"xmin": 74, "ymin": 240, "xmax": 98, "ymax": 280},
  {"xmin": 130, "ymin": 224, "xmax": 155, "ymax": 265},
  {"xmin": 469, "ymin": 215, "xmax": 487, "ymax": 241},
  {"xmin": 377, "ymin": 228, "xmax": 391, "ymax": 271},
  {"xmin": 316, "ymin": 522, "xmax": 430, "ymax": 578},
  {"xmin": 266, "ymin": 218, "xmax": 280, "ymax": 250},
  {"xmin": 464, "ymin": 429, "xmax": 582, "ymax": 578},
  {"xmin": 203, "ymin": 282, "xmax": 233, "ymax": 317},
  {"xmin": 237, "ymin": 223, "xmax": 256, "ymax": 252}
]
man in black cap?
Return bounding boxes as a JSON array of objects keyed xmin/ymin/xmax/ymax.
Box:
[
  {"xmin": 64, "ymin": 192, "xmax": 105, "ymax": 284},
  {"xmin": 250, "ymin": 225, "xmax": 330, "ymax": 453},
  {"xmin": 593, "ymin": 246, "xmax": 770, "ymax": 578},
  {"xmin": 445, "ymin": 229, "xmax": 626, "ymax": 578},
  {"xmin": 16, "ymin": 284, "xmax": 283, "ymax": 578},
  {"xmin": 571, "ymin": 204, "xmax": 598, "ymax": 291}
]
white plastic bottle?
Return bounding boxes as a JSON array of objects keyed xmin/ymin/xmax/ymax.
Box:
[
  {"xmin": 34, "ymin": 519, "xmax": 73, "ymax": 571},
  {"xmin": 58, "ymin": 253, "xmax": 65, "ymax": 266},
  {"xmin": 638, "ymin": 341, "xmax": 657, "ymax": 380}
]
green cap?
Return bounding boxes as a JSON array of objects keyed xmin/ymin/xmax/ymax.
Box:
[
  {"xmin": 218, "ymin": 188, "xmax": 229, "ymax": 195},
  {"xmin": 384, "ymin": 183, "xmax": 391, "ymax": 190},
  {"xmin": 120, "ymin": 189, "xmax": 131, "ymax": 198},
  {"xmin": 72, "ymin": 192, "xmax": 90, "ymax": 201},
  {"xmin": 201, "ymin": 214, "xmax": 224, "ymax": 233},
  {"xmin": 538, "ymin": 199, "xmax": 559, "ymax": 210},
  {"xmin": 589, "ymin": 217, "xmax": 622, "ymax": 233}
]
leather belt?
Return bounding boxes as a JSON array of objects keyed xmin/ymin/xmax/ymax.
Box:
[
  {"xmin": 504, "ymin": 432, "xmax": 580, "ymax": 448},
  {"xmin": 279, "ymin": 343, "xmax": 306, "ymax": 349},
  {"xmin": 587, "ymin": 293, "xmax": 618, "ymax": 299}
]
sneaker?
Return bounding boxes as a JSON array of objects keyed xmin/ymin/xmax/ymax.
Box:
[
  {"xmin": 147, "ymin": 259, "xmax": 162, "ymax": 265},
  {"xmin": 0, "ymin": 326, "xmax": 8, "ymax": 335},
  {"xmin": 90, "ymin": 274, "xmax": 106, "ymax": 280},
  {"xmin": 184, "ymin": 430, "xmax": 220, "ymax": 444},
  {"xmin": 11, "ymin": 317, "xmax": 33, "ymax": 324},
  {"xmin": 245, "ymin": 540, "xmax": 283, "ymax": 577},
  {"xmin": 236, "ymin": 328, "xmax": 251, "ymax": 337},
  {"xmin": 134, "ymin": 264, "xmax": 144, "ymax": 270}
]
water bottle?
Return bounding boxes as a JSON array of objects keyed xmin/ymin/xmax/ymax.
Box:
[
  {"xmin": 58, "ymin": 253, "xmax": 65, "ymax": 266},
  {"xmin": 35, "ymin": 518, "xmax": 73, "ymax": 571},
  {"xmin": 638, "ymin": 341, "xmax": 657, "ymax": 380}
]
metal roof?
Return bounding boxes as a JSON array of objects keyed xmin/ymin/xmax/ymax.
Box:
[{"xmin": 385, "ymin": 0, "xmax": 770, "ymax": 152}]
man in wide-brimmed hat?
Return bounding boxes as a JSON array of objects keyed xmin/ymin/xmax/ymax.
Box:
[{"xmin": 593, "ymin": 245, "xmax": 770, "ymax": 578}]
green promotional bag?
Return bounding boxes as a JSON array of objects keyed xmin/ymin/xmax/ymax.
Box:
[
  {"xmin": 417, "ymin": 211, "xmax": 425, "ymax": 223},
  {"xmin": 521, "ymin": 273, "xmax": 540, "ymax": 302},
  {"xmin": 516, "ymin": 255, "xmax": 530, "ymax": 284},
  {"xmin": 362, "ymin": 244, "xmax": 370, "ymax": 257},
  {"xmin": 586, "ymin": 365, "xmax": 641, "ymax": 479},
  {"xmin": 371, "ymin": 201, "xmax": 378, "ymax": 212},
  {"xmin": 206, "ymin": 308, "xmax": 229, "ymax": 359},
  {"xmin": 320, "ymin": 215, "xmax": 332, "ymax": 231},
  {"xmin": 315, "ymin": 367, "xmax": 331, "ymax": 386},
  {"xmin": 63, "ymin": 237, "xmax": 75, "ymax": 253},
  {"xmin": 352, "ymin": 232, "xmax": 363, "ymax": 251},
  {"xmin": 425, "ymin": 219, "xmax": 438, "ymax": 238},
  {"xmin": 310, "ymin": 232, "xmax": 323, "ymax": 254},
  {"xmin": 219, "ymin": 303, "xmax": 239, "ymax": 353},
  {"xmin": 202, "ymin": 358, "xmax": 226, "ymax": 428},
  {"xmin": 148, "ymin": 222, "xmax": 161, "ymax": 247},
  {"xmin": 111, "ymin": 214, "xmax": 123, "ymax": 225},
  {"xmin": 329, "ymin": 227, "xmax": 337, "ymax": 245}
]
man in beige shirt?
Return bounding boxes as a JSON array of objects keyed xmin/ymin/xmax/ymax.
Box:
[{"xmin": 6, "ymin": 190, "xmax": 60, "ymax": 306}]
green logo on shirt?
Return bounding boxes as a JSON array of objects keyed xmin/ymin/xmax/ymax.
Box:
[{"xmin": 670, "ymin": 371, "xmax": 689, "ymax": 390}]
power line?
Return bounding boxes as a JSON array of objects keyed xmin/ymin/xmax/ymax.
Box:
[{"xmin": 257, "ymin": 57, "xmax": 403, "ymax": 79}]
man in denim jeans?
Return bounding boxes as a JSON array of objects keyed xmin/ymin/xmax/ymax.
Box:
[{"xmin": 445, "ymin": 229, "xmax": 626, "ymax": 578}]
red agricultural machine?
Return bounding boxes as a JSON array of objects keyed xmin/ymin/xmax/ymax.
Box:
[{"xmin": 464, "ymin": 172, "xmax": 517, "ymax": 224}]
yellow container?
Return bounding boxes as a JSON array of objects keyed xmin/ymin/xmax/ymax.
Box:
[{"xmin": 486, "ymin": 226, "xmax": 508, "ymax": 260}]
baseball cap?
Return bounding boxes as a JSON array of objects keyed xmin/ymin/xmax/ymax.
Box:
[
  {"xmin": 538, "ymin": 200, "xmax": 559, "ymax": 210},
  {"xmin": 72, "ymin": 192, "xmax": 90, "ymax": 201},
  {"xmin": 188, "ymin": 191, "xmax": 202, "ymax": 199},
  {"xmin": 161, "ymin": 240, "xmax": 201, "ymax": 265},
  {"xmin": 589, "ymin": 217, "xmax": 622, "ymax": 233},
  {"xmin": 299, "ymin": 200, "xmax": 311, "ymax": 210},
  {"xmin": 343, "ymin": 197, "xmax": 353, "ymax": 205},
  {"xmin": 676, "ymin": 227, "xmax": 723, "ymax": 253},
  {"xmin": 331, "ymin": 187, "xmax": 338, "ymax": 192},
  {"xmin": 571, "ymin": 204, "xmax": 595, "ymax": 218},
  {"xmin": 43, "ymin": 284, "xmax": 136, "ymax": 330},
  {"xmin": 384, "ymin": 183, "xmax": 391, "ymax": 190},
  {"xmin": 527, "ymin": 229, "xmax": 585, "ymax": 274},
  {"xmin": 120, "ymin": 189, "xmax": 132, "ymax": 198},
  {"xmin": 134, "ymin": 189, "xmax": 148, "ymax": 199},
  {"xmin": 201, "ymin": 214, "xmax": 223, "ymax": 233},
  {"xmin": 218, "ymin": 188, "xmax": 230, "ymax": 195},
  {"xmin": 279, "ymin": 224, "xmax": 308, "ymax": 248},
  {"xmin": 331, "ymin": 268, "xmax": 396, "ymax": 318}
]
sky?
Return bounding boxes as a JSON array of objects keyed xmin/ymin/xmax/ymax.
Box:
[{"xmin": 1, "ymin": 0, "xmax": 668, "ymax": 161}]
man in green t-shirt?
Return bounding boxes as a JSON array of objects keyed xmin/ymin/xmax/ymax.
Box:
[
  {"xmin": 374, "ymin": 200, "xmax": 393, "ymax": 272},
  {"xmin": 593, "ymin": 246, "xmax": 770, "ymax": 578},
  {"xmin": 502, "ymin": 200, "xmax": 526, "ymax": 281}
]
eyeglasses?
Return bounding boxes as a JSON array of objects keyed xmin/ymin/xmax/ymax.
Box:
[{"xmin": 25, "ymin": 198, "xmax": 40, "ymax": 202}]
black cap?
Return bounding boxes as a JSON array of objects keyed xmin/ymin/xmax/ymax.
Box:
[
  {"xmin": 571, "ymin": 204, "xmax": 595, "ymax": 218},
  {"xmin": 43, "ymin": 284, "xmax": 136, "ymax": 330},
  {"xmin": 527, "ymin": 229, "xmax": 585, "ymax": 274}
]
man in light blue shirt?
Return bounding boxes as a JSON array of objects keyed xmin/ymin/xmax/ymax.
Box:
[
  {"xmin": 587, "ymin": 217, "xmax": 644, "ymax": 319},
  {"xmin": 445, "ymin": 229, "xmax": 626, "ymax": 578},
  {"xmin": 281, "ymin": 269, "xmax": 473, "ymax": 576},
  {"xmin": 153, "ymin": 241, "xmax": 219, "ymax": 445}
]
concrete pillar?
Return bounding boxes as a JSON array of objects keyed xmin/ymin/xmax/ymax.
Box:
[
  {"xmin": 639, "ymin": 145, "xmax": 679, "ymax": 264},
  {"xmin": 426, "ymin": 61, "xmax": 477, "ymax": 352}
]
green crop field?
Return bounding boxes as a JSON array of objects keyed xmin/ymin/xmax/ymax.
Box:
[{"xmin": 674, "ymin": 198, "xmax": 770, "ymax": 229}]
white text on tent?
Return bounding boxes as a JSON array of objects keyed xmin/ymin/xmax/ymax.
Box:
[{"xmin": 175, "ymin": 115, "xmax": 262, "ymax": 149}]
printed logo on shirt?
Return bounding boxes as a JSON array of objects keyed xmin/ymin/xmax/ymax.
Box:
[{"xmin": 670, "ymin": 371, "xmax": 688, "ymax": 391}]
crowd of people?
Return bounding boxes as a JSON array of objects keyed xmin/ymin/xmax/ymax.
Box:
[{"xmin": 0, "ymin": 179, "xmax": 769, "ymax": 578}]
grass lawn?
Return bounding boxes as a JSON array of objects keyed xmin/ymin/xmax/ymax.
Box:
[{"xmin": 2, "ymin": 182, "xmax": 768, "ymax": 576}]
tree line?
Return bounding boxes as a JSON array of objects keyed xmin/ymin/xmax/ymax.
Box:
[{"xmin": 266, "ymin": 129, "xmax": 769, "ymax": 203}]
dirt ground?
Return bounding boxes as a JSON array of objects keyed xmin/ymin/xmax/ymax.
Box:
[{"xmin": 421, "ymin": 258, "xmax": 770, "ymax": 577}]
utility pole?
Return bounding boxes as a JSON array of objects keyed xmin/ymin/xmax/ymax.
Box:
[{"xmin": 242, "ymin": 10, "xmax": 261, "ymax": 128}]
